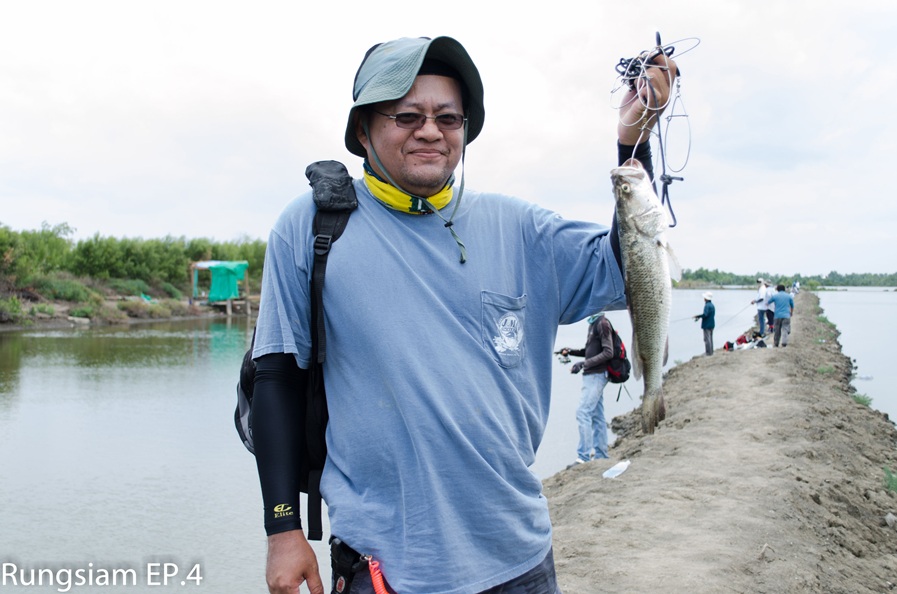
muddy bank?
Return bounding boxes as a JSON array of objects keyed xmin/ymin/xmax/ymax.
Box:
[{"xmin": 546, "ymin": 292, "xmax": 897, "ymax": 593}]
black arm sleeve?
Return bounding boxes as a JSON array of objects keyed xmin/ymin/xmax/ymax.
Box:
[
  {"xmin": 252, "ymin": 352, "xmax": 308, "ymax": 536},
  {"xmin": 617, "ymin": 140, "xmax": 655, "ymax": 180}
]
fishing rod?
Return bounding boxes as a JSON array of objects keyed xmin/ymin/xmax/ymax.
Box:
[
  {"xmin": 671, "ymin": 314, "xmax": 697, "ymax": 323},
  {"xmin": 717, "ymin": 302, "xmax": 753, "ymax": 327}
]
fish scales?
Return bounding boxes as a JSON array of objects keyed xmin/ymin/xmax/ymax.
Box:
[{"xmin": 611, "ymin": 164, "xmax": 680, "ymax": 433}]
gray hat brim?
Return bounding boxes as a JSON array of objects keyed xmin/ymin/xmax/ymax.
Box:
[{"xmin": 344, "ymin": 36, "xmax": 485, "ymax": 158}]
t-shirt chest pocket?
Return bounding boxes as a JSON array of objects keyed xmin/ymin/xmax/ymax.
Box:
[{"xmin": 481, "ymin": 291, "xmax": 527, "ymax": 368}]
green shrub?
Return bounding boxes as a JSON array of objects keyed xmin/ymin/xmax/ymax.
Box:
[
  {"xmin": 94, "ymin": 304, "xmax": 129, "ymax": 324},
  {"xmin": 851, "ymin": 393, "xmax": 872, "ymax": 406},
  {"xmin": 0, "ymin": 222, "xmax": 73, "ymax": 281},
  {"xmin": 117, "ymin": 300, "xmax": 150, "ymax": 318},
  {"xmin": 146, "ymin": 303, "xmax": 172, "ymax": 318},
  {"xmin": 816, "ymin": 365, "xmax": 835, "ymax": 375},
  {"xmin": 885, "ymin": 467, "xmax": 897, "ymax": 493},
  {"xmin": 160, "ymin": 282, "xmax": 183, "ymax": 300},
  {"xmin": 0, "ymin": 296, "xmax": 23, "ymax": 323}
]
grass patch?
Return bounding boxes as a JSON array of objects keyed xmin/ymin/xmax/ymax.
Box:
[
  {"xmin": 851, "ymin": 393, "xmax": 872, "ymax": 407},
  {"xmin": 117, "ymin": 299, "xmax": 172, "ymax": 319},
  {"xmin": 29, "ymin": 274, "xmax": 99, "ymax": 303},
  {"xmin": 162, "ymin": 299, "xmax": 192, "ymax": 317},
  {"xmin": 68, "ymin": 305, "xmax": 95, "ymax": 318},
  {"xmin": 885, "ymin": 467, "xmax": 897, "ymax": 493},
  {"xmin": 816, "ymin": 365, "xmax": 835, "ymax": 375},
  {"xmin": 108, "ymin": 278, "xmax": 152, "ymax": 297},
  {"xmin": 28, "ymin": 303, "xmax": 55, "ymax": 316}
]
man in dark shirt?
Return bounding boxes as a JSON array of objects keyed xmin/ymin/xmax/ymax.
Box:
[{"xmin": 560, "ymin": 313, "xmax": 614, "ymax": 463}]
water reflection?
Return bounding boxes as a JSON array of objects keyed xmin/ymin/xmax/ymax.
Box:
[
  {"xmin": 0, "ymin": 333, "xmax": 24, "ymax": 407},
  {"xmin": 1, "ymin": 318, "xmax": 254, "ymax": 372}
]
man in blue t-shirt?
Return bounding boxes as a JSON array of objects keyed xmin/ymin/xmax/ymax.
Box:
[
  {"xmin": 693, "ymin": 292, "xmax": 716, "ymax": 355},
  {"xmin": 250, "ymin": 36, "xmax": 678, "ymax": 594},
  {"xmin": 767, "ymin": 284, "xmax": 795, "ymax": 347}
]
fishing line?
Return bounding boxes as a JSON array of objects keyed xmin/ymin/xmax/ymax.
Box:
[
  {"xmin": 612, "ymin": 33, "xmax": 700, "ymax": 228},
  {"xmin": 717, "ymin": 302, "xmax": 753, "ymax": 327}
]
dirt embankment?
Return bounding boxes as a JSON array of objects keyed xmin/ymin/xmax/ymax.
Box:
[{"xmin": 546, "ymin": 291, "xmax": 897, "ymax": 594}]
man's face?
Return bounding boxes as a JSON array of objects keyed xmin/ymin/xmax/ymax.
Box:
[{"xmin": 356, "ymin": 75, "xmax": 465, "ymax": 198}]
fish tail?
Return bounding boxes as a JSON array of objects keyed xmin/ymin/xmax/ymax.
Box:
[{"xmin": 641, "ymin": 387, "xmax": 665, "ymax": 434}]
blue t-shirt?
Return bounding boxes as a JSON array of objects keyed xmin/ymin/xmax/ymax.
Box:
[
  {"xmin": 254, "ymin": 179, "xmax": 626, "ymax": 593},
  {"xmin": 767, "ymin": 291, "xmax": 794, "ymax": 318}
]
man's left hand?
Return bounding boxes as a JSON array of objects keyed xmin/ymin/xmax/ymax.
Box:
[
  {"xmin": 617, "ymin": 53, "xmax": 678, "ymax": 146},
  {"xmin": 571, "ymin": 362, "xmax": 584, "ymax": 374}
]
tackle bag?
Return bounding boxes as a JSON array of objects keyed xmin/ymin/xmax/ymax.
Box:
[
  {"xmin": 234, "ymin": 160, "xmax": 357, "ymax": 541},
  {"xmin": 604, "ymin": 318, "xmax": 632, "ymax": 384}
]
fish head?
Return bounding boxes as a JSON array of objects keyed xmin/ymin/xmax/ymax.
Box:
[{"xmin": 610, "ymin": 163, "xmax": 668, "ymax": 231}]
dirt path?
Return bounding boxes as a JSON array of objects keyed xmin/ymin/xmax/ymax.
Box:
[{"xmin": 546, "ymin": 292, "xmax": 897, "ymax": 593}]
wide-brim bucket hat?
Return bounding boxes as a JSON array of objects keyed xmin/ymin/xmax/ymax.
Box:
[{"xmin": 344, "ymin": 36, "xmax": 485, "ymax": 158}]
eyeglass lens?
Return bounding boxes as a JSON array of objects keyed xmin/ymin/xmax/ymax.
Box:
[{"xmin": 381, "ymin": 112, "xmax": 465, "ymax": 130}]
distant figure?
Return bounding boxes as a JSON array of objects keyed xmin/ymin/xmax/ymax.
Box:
[
  {"xmin": 791, "ymin": 280, "xmax": 800, "ymax": 295},
  {"xmin": 559, "ymin": 313, "xmax": 614, "ymax": 463},
  {"xmin": 693, "ymin": 292, "xmax": 716, "ymax": 356},
  {"xmin": 763, "ymin": 281, "xmax": 775, "ymax": 334},
  {"xmin": 751, "ymin": 278, "xmax": 769, "ymax": 336},
  {"xmin": 767, "ymin": 284, "xmax": 795, "ymax": 347}
]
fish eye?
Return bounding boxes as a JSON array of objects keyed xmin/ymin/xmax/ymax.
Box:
[{"xmin": 621, "ymin": 183, "xmax": 631, "ymax": 193}]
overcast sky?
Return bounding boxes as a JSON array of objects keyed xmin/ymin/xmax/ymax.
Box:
[{"xmin": 1, "ymin": 0, "xmax": 894, "ymax": 276}]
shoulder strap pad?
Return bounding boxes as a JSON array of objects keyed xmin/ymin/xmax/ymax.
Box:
[{"xmin": 306, "ymin": 160, "xmax": 358, "ymax": 212}]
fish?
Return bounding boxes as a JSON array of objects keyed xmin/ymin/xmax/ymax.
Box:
[{"xmin": 611, "ymin": 162, "xmax": 681, "ymax": 434}]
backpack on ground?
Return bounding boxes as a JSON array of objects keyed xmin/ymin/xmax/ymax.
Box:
[
  {"xmin": 603, "ymin": 317, "xmax": 632, "ymax": 384},
  {"xmin": 234, "ymin": 160, "xmax": 357, "ymax": 541}
]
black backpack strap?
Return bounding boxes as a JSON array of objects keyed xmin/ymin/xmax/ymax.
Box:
[
  {"xmin": 304, "ymin": 160, "xmax": 357, "ymax": 541},
  {"xmin": 308, "ymin": 160, "xmax": 357, "ymax": 364}
]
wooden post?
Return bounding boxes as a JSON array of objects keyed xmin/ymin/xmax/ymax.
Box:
[{"xmin": 244, "ymin": 268, "xmax": 251, "ymax": 316}]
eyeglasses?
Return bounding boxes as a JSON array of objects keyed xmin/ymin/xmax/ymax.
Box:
[{"xmin": 374, "ymin": 111, "xmax": 467, "ymax": 131}]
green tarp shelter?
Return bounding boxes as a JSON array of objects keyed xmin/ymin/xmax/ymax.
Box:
[{"xmin": 191, "ymin": 260, "xmax": 249, "ymax": 303}]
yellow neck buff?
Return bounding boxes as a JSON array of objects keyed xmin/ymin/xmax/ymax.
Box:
[{"xmin": 363, "ymin": 166, "xmax": 453, "ymax": 214}]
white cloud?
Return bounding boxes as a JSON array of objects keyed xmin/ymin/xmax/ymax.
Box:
[{"xmin": 1, "ymin": 0, "xmax": 895, "ymax": 273}]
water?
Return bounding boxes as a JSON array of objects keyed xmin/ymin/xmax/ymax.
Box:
[
  {"xmin": 816, "ymin": 288, "xmax": 897, "ymax": 422},
  {"xmin": 1, "ymin": 288, "xmax": 893, "ymax": 591},
  {"xmin": 0, "ymin": 319, "xmax": 268, "ymax": 592}
]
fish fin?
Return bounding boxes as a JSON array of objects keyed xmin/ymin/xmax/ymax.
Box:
[
  {"xmin": 666, "ymin": 244, "xmax": 682, "ymax": 282},
  {"xmin": 641, "ymin": 387, "xmax": 662, "ymax": 434},
  {"xmin": 629, "ymin": 315, "xmax": 643, "ymax": 380},
  {"xmin": 656, "ymin": 235, "xmax": 682, "ymax": 282}
]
